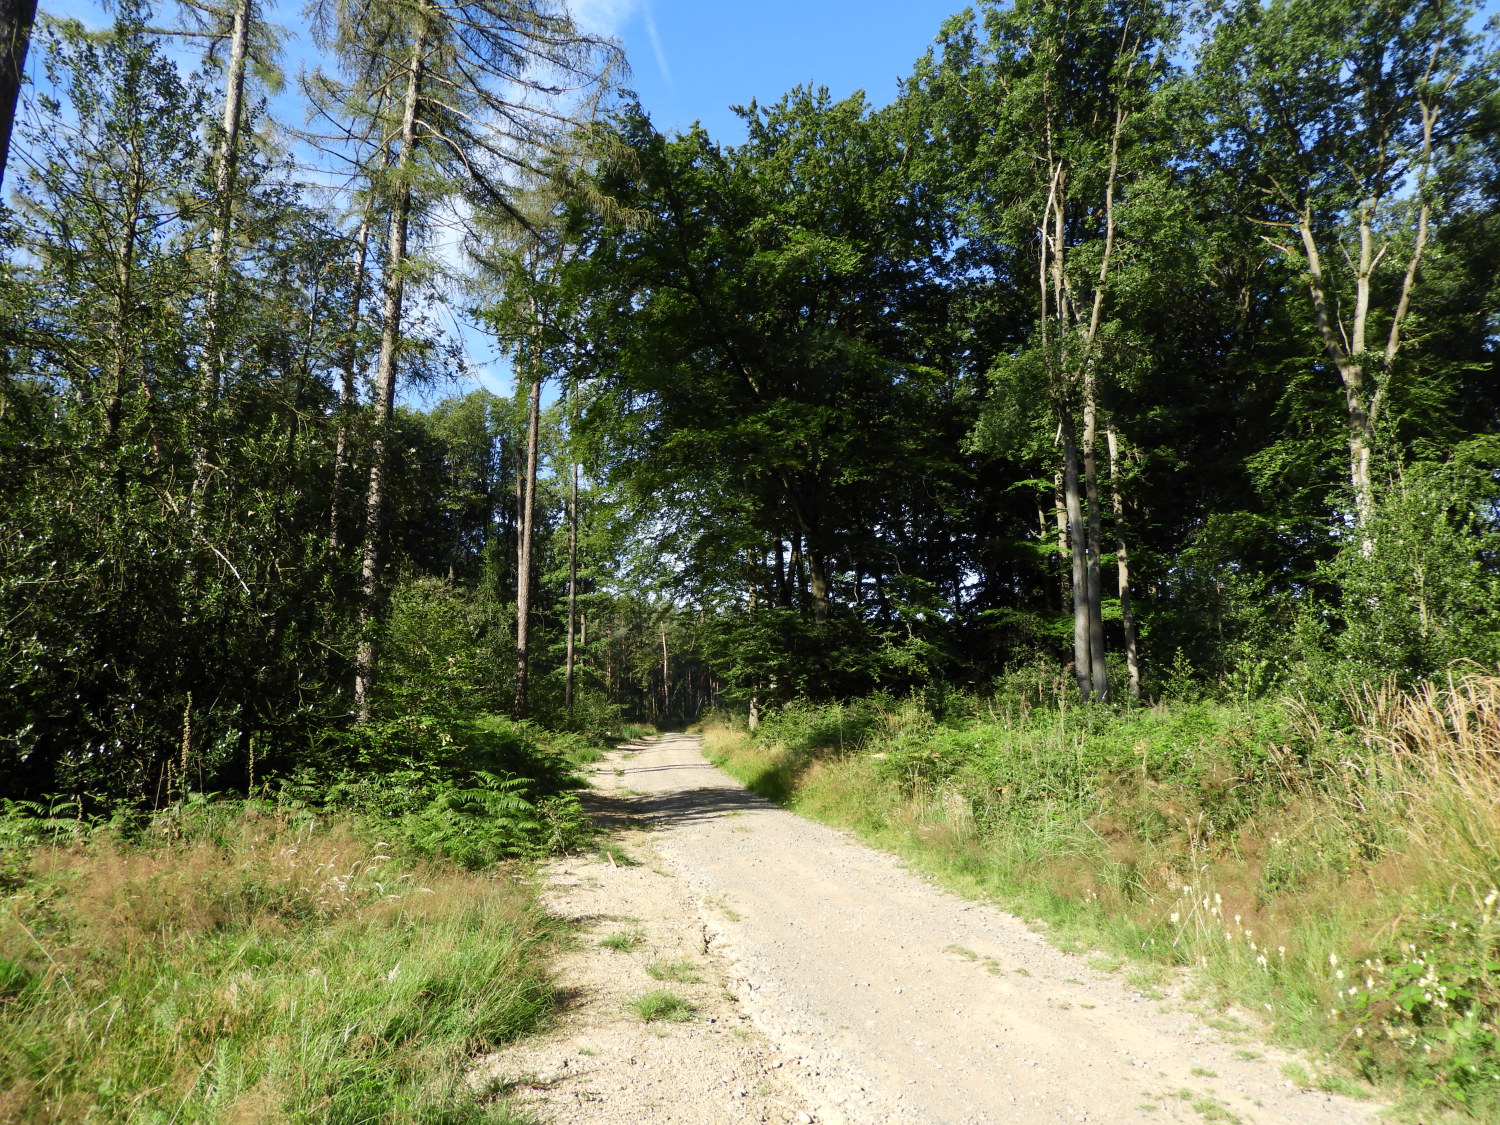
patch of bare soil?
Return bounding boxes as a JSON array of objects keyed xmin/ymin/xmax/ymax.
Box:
[{"xmin": 480, "ymin": 735, "xmax": 1388, "ymax": 1125}]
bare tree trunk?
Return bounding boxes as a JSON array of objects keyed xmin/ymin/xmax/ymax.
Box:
[
  {"xmin": 1062, "ymin": 425, "xmax": 1092, "ymax": 701},
  {"xmin": 193, "ymin": 0, "xmax": 253, "ymax": 505},
  {"xmin": 660, "ymin": 626, "xmax": 669, "ymax": 719},
  {"xmin": 1053, "ymin": 472, "xmax": 1069, "ymax": 613},
  {"xmin": 564, "ymin": 459, "xmax": 578, "ymax": 714},
  {"xmin": 354, "ymin": 27, "xmax": 425, "ymax": 720},
  {"xmin": 512, "ymin": 369, "xmax": 541, "ymax": 720},
  {"xmin": 1082, "ymin": 384, "xmax": 1109, "ymax": 703},
  {"xmin": 806, "ymin": 549, "xmax": 830, "ymax": 624},
  {"xmin": 1106, "ymin": 417, "xmax": 1141, "ymax": 699},
  {"xmin": 0, "ymin": 0, "xmax": 37, "ymax": 194}
]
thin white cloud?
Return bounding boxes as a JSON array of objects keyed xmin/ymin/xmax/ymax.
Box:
[
  {"xmin": 569, "ymin": 0, "xmax": 638, "ymax": 38},
  {"xmin": 643, "ymin": 2, "xmax": 672, "ymax": 85}
]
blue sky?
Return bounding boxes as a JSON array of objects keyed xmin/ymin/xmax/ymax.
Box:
[{"xmin": 570, "ymin": 0, "xmax": 964, "ymax": 143}]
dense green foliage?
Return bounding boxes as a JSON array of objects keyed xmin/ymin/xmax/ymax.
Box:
[{"xmin": 0, "ymin": 0, "xmax": 1496, "ymax": 933}]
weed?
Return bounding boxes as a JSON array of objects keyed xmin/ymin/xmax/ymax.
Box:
[
  {"xmin": 646, "ymin": 959, "xmax": 704, "ymax": 983},
  {"xmin": 630, "ymin": 990, "xmax": 695, "ymax": 1022},
  {"xmin": 599, "ymin": 928, "xmax": 645, "ymax": 952},
  {"xmin": 1190, "ymin": 1096, "xmax": 1240, "ymax": 1123},
  {"xmin": 1191, "ymin": 1067, "xmax": 1218, "ymax": 1077},
  {"xmin": 597, "ymin": 843, "xmax": 638, "ymax": 866},
  {"xmin": 946, "ymin": 944, "xmax": 979, "ymax": 960}
]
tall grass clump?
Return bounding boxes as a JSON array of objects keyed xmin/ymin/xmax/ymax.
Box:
[
  {"xmin": 705, "ymin": 670, "xmax": 1500, "ymax": 1115},
  {"xmin": 0, "ymin": 798, "xmax": 554, "ymax": 1123}
]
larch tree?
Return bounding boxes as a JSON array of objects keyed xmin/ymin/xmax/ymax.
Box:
[{"xmin": 310, "ymin": 0, "xmax": 621, "ymax": 718}]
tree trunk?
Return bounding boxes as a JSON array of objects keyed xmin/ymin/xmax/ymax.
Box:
[
  {"xmin": 512, "ymin": 368, "xmax": 541, "ymax": 720},
  {"xmin": 193, "ymin": 0, "xmax": 253, "ymax": 503},
  {"xmin": 773, "ymin": 537, "xmax": 789, "ymax": 607},
  {"xmin": 1082, "ymin": 381, "xmax": 1109, "ymax": 703},
  {"xmin": 1106, "ymin": 417, "xmax": 1141, "ymax": 699},
  {"xmin": 659, "ymin": 626, "xmax": 669, "ymax": 719},
  {"xmin": 806, "ymin": 549, "xmax": 830, "ymax": 624},
  {"xmin": 0, "ymin": 0, "xmax": 36, "ymax": 194},
  {"xmin": 565, "ymin": 460, "xmax": 578, "ymax": 714},
  {"xmin": 1062, "ymin": 424, "xmax": 1092, "ymax": 701},
  {"xmin": 354, "ymin": 26, "xmax": 425, "ymax": 721},
  {"xmin": 1053, "ymin": 472, "xmax": 1069, "ymax": 613}
]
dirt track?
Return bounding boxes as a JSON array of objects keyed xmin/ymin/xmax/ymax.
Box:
[{"xmin": 487, "ymin": 733, "xmax": 1385, "ymax": 1124}]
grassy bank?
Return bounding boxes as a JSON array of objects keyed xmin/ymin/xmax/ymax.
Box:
[
  {"xmin": 703, "ymin": 672, "xmax": 1500, "ymax": 1119},
  {"xmin": 0, "ymin": 797, "xmax": 556, "ymax": 1123}
]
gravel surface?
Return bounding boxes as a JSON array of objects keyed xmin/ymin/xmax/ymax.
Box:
[{"xmin": 483, "ymin": 734, "xmax": 1386, "ymax": 1124}]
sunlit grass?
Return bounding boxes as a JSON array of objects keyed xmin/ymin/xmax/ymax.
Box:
[{"xmin": 0, "ymin": 802, "xmax": 554, "ymax": 1123}]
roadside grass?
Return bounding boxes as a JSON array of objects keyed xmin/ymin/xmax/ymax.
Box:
[
  {"xmin": 628, "ymin": 989, "xmax": 695, "ymax": 1022},
  {"xmin": 0, "ymin": 799, "xmax": 555, "ymax": 1123},
  {"xmin": 645, "ymin": 959, "xmax": 704, "ymax": 983},
  {"xmin": 703, "ymin": 672, "xmax": 1500, "ymax": 1120},
  {"xmin": 599, "ymin": 927, "xmax": 646, "ymax": 952}
]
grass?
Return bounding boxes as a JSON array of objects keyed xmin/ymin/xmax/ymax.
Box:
[
  {"xmin": 645, "ymin": 959, "xmax": 703, "ymax": 983},
  {"xmin": 629, "ymin": 989, "xmax": 695, "ymax": 1023},
  {"xmin": 0, "ymin": 798, "xmax": 554, "ymax": 1123},
  {"xmin": 702, "ymin": 671, "xmax": 1500, "ymax": 1119},
  {"xmin": 599, "ymin": 927, "xmax": 645, "ymax": 952}
]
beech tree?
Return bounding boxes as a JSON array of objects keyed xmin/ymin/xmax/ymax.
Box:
[
  {"xmin": 910, "ymin": 0, "xmax": 1178, "ymax": 700},
  {"xmin": 1195, "ymin": 0, "xmax": 1491, "ymax": 529}
]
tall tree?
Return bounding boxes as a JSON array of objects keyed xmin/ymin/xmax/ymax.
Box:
[
  {"xmin": 1195, "ymin": 0, "xmax": 1490, "ymax": 529},
  {"xmin": 0, "ymin": 0, "xmax": 35, "ymax": 193},
  {"xmin": 911, "ymin": 0, "xmax": 1178, "ymax": 700},
  {"xmin": 312, "ymin": 0, "xmax": 621, "ymax": 716}
]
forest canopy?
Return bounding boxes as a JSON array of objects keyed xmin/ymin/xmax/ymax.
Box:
[{"xmin": 0, "ymin": 0, "xmax": 1497, "ymax": 802}]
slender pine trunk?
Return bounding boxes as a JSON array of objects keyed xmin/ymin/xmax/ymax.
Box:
[
  {"xmin": 564, "ymin": 460, "xmax": 578, "ymax": 714},
  {"xmin": 1083, "ymin": 384, "xmax": 1109, "ymax": 703},
  {"xmin": 1106, "ymin": 417, "xmax": 1140, "ymax": 699},
  {"xmin": 193, "ymin": 0, "xmax": 252, "ymax": 504},
  {"xmin": 512, "ymin": 369, "xmax": 541, "ymax": 720},
  {"xmin": 354, "ymin": 26, "xmax": 425, "ymax": 720},
  {"xmin": 330, "ymin": 210, "xmax": 373, "ymax": 553},
  {"xmin": 1062, "ymin": 424, "xmax": 1092, "ymax": 701}
]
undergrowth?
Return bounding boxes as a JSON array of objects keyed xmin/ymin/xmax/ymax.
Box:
[
  {"xmin": 704, "ymin": 670, "xmax": 1500, "ymax": 1119},
  {"xmin": 0, "ymin": 796, "xmax": 557, "ymax": 1123}
]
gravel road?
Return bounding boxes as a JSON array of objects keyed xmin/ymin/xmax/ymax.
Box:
[{"xmin": 489, "ymin": 733, "xmax": 1385, "ymax": 1125}]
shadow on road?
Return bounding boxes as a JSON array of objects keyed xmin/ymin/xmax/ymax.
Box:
[{"xmin": 581, "ymin": 783, "xmax": 769, "ymax": 831}]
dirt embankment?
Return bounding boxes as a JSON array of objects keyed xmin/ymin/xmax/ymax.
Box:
[{"xmin": 482, "ymin": 734, "xmax": 1384, "ymax": 1125}]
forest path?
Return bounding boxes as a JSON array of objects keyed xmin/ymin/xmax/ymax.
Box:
[{"xmin": 486, "ymin": 734, "xmax": 1384, "ymax": 1125}]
